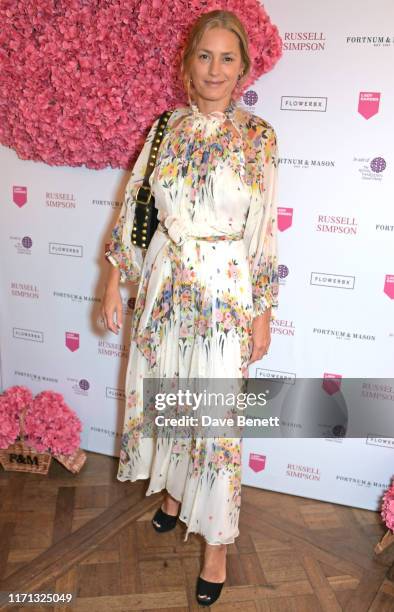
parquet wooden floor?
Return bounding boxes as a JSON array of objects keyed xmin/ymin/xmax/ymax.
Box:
[{"xmin": 0, "ymin": 451, "xmax": 393, "ymax": 611}]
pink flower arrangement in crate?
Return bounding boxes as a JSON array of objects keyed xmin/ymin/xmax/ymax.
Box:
[
  {"xmin": 374, "ymin": 479, "xmax": 394, "ymax": 557},
  {"xmin": 382, "ymin": 482, "xmax": 394, "ymax": 533},
  {"xmin": 0, "ymin": 386, "xmax": 86, "ymax": 474}
]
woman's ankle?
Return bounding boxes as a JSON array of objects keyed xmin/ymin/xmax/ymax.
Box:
[
  {"xmin": 162, "ymin": 493, "xmax": 180, "ymax": 515},
  {"xmin": 205, "ymin": 543, "xmax": 227, "ymax": 552},
  {"xmin": 201, "ymin": 543, "xmax": 227, "ymax": 581}
]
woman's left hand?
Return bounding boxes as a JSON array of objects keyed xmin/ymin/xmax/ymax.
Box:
[{"xmin": 249, "ymin": 309, "xmax": 271, "ymax": 365}]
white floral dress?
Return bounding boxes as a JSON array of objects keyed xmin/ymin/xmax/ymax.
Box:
[{"xmin": 106, "ymin": 98, "xmax": 279, "ymax": 545}]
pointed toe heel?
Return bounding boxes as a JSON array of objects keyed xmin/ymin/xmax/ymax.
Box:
[
  {"xmin": 151, "ymin": 505, "xmax": 178, "ymax": 533},
  {"xmin": 196, "ymin": 575, "xmax": 225, "ymax": 606}
]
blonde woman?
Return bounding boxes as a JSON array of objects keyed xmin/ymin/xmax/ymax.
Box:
[{"xmin": 102, "ymin": 9, "xmax": 279, "ymax": 606}]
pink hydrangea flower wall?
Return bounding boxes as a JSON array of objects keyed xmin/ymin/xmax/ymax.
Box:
[{"xmin": 0, "ymin": 0, "xmax": 282, "ymax": 169}]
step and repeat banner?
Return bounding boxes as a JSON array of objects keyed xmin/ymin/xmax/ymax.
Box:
[{"xmin": 1, "ymin": 0, "xmax": 393, "ymax": 511}]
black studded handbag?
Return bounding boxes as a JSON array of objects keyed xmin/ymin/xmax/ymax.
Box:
[{"xmin": 131, "ymin": 110, "xmax": 173, "ymax": 249}]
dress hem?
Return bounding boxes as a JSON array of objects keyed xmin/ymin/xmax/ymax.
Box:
[
  {"xmin": 145, "ymin": 485, "xmax": 238, "ymax": 544},
  {"xmin": 117, "ymin": 473, "xmax": 150, "ymax": 483},
  {"xmin": 117, "ymin": 474, "xmax": 238, "ymax": 545}
]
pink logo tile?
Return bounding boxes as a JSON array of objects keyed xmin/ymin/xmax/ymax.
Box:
[
  {"xmin": 248, "ymin": 453, "xmax": 266, "ymax": 473},
  {"xmin": 384, "ymin": 275, "xmax": 394, "ymax": 299},
  {"xmin": 322, "ymin": 373, "xmax": 342, "ymax": 395},
  {"xmin": 65, "ymin": 332, "xmax": 80, "ymax": 352},
  {"xmin": 13, "ymin": 186, "xmax": 27, "ymax": 208},
  {"xmin": 278, "ymin": 207, "xmax": 293, "ymax": 232},
  {"xmin": 358, "ymin": 92, "xmax": 380, "ymax": 119}
]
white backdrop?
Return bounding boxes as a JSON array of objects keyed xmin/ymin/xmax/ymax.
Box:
[{"xmin": 1, "ymin": 0, "xmax": 393, "ymax": 511}]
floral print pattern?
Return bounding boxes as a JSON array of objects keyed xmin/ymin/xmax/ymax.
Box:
[{"xmin": 108, "ymin": 98, "xmax": 279, "ymax": 544}]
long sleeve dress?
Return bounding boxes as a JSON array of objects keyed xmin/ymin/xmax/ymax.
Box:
[{"xmin": 105, "ymin": 98, "xmax": 279, "ymax": 545}]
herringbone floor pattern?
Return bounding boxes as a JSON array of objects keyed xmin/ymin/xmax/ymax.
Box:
[{"xmin": 0, "ymin": 452, "xmax": 393, "ymax": 611}]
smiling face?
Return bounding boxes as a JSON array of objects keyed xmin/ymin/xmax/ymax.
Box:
[{"xmin": 189, "ymin": 27, "xmax": 244, "ymax": 107}]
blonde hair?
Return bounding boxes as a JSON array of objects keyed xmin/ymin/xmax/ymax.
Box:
[{"xmin": 180, "ymin": 10, "xmax": 251, "ymax": 104}]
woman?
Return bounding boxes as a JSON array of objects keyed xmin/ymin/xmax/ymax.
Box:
[{"xmin": 102, "ymin": 9, "xmax": 279, "ymax": 606}]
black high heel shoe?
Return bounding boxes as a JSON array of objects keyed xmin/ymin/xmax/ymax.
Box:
[
  {"xmin": 196, "ymin": 575, "xmax": 225, "ymax": 606},
  {"xmin": 151, "ymin": 504, "xmax": 179, "ymax": 532}
]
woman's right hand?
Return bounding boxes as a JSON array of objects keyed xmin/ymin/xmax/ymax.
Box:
[{"xmin": 101, "ymin": 282, "xmax": 123, "ymax": 334}]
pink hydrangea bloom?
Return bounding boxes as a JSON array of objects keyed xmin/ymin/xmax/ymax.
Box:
[
  {"xmin": 23, "ymin": 390, "xmax": 82, "ymax": 455},
  {"xmin": 0, "ymin": 0, "xmax": 282, "ymax": 169},
  {"xmin": 0, "ymin": 386, "xmax": 33, "ymax": 448},
  {"xmin": 381, "ymin": 483, "xmax": 394, "ymax": 532},
  {"xmin": 0, "ymin": 395, "xmax": 20, "ymax": 449},
  {"xmin": 4, "ymin": 385, "xmax": 33, "ymax": 416}
]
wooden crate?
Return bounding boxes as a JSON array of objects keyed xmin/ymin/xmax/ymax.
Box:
[{"xmin": 0, "ymin": 439, "xmax": 52, "ymax": 474}]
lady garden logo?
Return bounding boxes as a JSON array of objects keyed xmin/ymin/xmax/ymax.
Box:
[
  {"xmin": 278, "ymin": 207, "xmax": 293, "ymax": 231},
  {"xmin": 65, "ymin": 332, "xmax": 80, "ymax": 352},
  {"xmin": 322, "ymin": 373, "xmax": 342, "ymax": 395},
  {"xmin": 384, "ymin": 275, "xmax": 394, "ymax": 299},
  {"xmin": 13, "ymin": 186, "xmax": 27, "ymax": 208},
  {"xmin": 358, "ymin": 92, "xmax": 381, "ymax": 119},
  {"xmin": 248, "ymin": 453, "xmax": 266, "ymax": 473}
]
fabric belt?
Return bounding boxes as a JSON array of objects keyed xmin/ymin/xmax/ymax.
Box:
[{"xmin": 157, "ymin": 221, "xmax": 243, "ymax": 244}]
